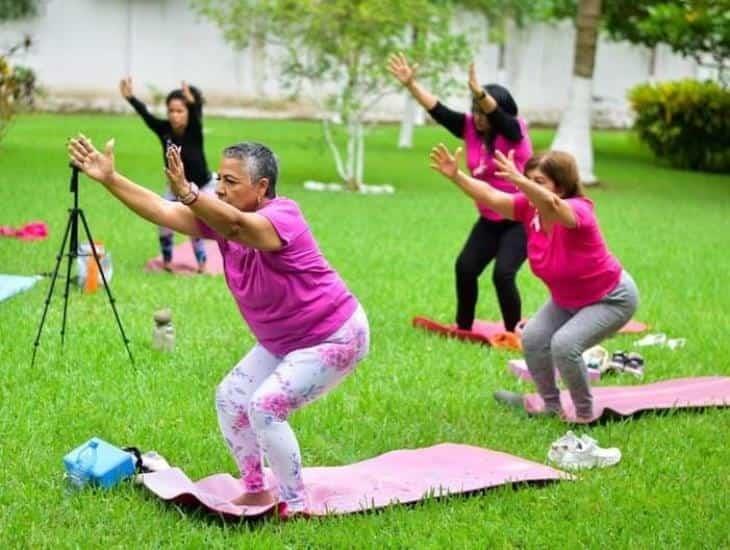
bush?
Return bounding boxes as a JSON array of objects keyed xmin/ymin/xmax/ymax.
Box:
[
  {"xmin": 0, "ymin": 56, "xmax": 15, "ymax": 140},
  {"xmin": 0, "ymin": 57, "xmax": 39, "ymax": 142},
  {"xmin": 12, "ymin": 64, "xmax": 38, "ymax": 108},
  {"xmin": 628, "ymin": 79, "xmax": 730, "ymax": 173}
]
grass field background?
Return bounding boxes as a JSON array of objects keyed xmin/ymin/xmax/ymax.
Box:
[{"xmin": 0, "ymin": 114, "xmax": 728, "ymax": 547}]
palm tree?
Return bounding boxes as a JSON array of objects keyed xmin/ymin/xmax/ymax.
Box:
[{"xmin": 551, "ymin": 0, "xmax": 602, "ymax": 184}]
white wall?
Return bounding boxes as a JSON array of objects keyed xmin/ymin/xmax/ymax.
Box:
[{"xmin": 0, "ymin": 0, "xmax": 700, "ymax": 126}]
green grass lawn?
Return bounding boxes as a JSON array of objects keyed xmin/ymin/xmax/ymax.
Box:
[{"xmin": 1, "ymin": 114, "xmax": 728, "ymax": 548}]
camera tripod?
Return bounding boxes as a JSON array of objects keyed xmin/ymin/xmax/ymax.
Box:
[{"xmin": 31, "ymin": 165, "xmax": 134, "ymax": 367}]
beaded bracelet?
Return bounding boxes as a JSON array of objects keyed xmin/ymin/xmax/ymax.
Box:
[{"xmin": 179, "ymin": 182, "xmax": 200, "ymax": 206}]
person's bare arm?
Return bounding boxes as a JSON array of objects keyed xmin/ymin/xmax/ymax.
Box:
[
  {"xmin": 388, "ymin": 52, "xmax": 439, "ymax": 111},
  {"xmin": 68, "ymin": 135, "xmax": 202, "ymax": 236},
  {"xmin": 430, "ymin": 144, "xmax": 515, "ymax": 219}
]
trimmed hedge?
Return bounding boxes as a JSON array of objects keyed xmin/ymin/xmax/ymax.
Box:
[{"xmin": 629, "ymin": 79, "xmax": 730, "ymax": 172}]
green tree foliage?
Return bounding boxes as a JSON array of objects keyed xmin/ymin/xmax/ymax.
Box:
[
  {"xmin": 194, "ymin": 0, "xmax": 470, "ymax": 189},
  {"xmin": 0, "ymin": 0, "xmax": 41, "ymax": 20}
]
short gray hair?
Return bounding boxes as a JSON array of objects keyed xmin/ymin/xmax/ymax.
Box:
[{"xmin": 222, "ymin": 142, "xmax": 278, "ymax": 198}]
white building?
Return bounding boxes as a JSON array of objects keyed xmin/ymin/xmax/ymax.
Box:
[{"xmin": 0, "ymin": 0, "xmax": 704, "ymax": 127}]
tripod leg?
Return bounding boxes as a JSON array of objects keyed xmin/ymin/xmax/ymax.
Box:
[
  {"xmin": 60, "ymin": 209, "xmax": 78, "ymax": 348},
  {"xmin": 31, "ymin": 212, "xmax": 74, "ymax": 367},
  {"xmin": 78, "ymin": 209, "xmax": 135, "ymax": 365}
]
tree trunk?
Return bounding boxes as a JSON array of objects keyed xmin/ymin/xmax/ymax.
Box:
[
  {"xmin": 346, "ymin": 118, "xmax": 356, "ymax": 189},
  {"xmin": 398, "ymin": 25, "xmax": 419, "ymax": 149},
  {"xmin": 322, "ymin": 117, "xmax": 347, "ymax": 182},
  {"xmin": 573, "ymin": 0, "xmax": 601, "ymax": 78},
  {"xmin": 551, "ymin": 0, "xmax": 602, "ymax": 185},
  {"xmin": 648, "ymin": 45, "xmax": 657, "ymax": 83},
  {"xmin": 344, "ymin": 118, "xmax": 364, "ymax": 191},
  {"xmin": 496, "ymin": 41, "xmax": 507, "ymax": 85},
  {"xmin": 398, "ymin": 93, "xmax": 417, "ymax": 149},
  {"xmin": 251, "ymin": 30, "xmax": 266, "ymax": 97},
  {"xmin": 355, "ymin": 121, "xmax": 364, "ymax": 187},
  {"xmin": 123, "ymin": 0, "xmax": 133, "ymax": 75}
]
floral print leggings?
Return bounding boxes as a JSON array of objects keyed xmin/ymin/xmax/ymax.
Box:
[{"xmin": 215, "ymin": 305, "xmax": 370, "ymax": 513}]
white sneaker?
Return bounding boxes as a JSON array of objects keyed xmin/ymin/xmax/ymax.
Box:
[
  {"xmin": 583, "ymin": 345, "xmax": 609, "ymax": 373},
  {"xmin": 547, "ymin": 431, "xmax": 621, "ymax": 471}
]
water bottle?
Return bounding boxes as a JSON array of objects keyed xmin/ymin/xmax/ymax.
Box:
[
  {"xmin": 66, "ymin": 440, "xmax": 99, "ymax": 490},
  {"xmin": 152, "ymin": 308, "xmax": 175, "ymax": 352}
]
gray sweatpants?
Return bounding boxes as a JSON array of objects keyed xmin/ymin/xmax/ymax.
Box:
[{"xmin": 522, "ymin": 271, "xmax": 639, "ymax": 418}]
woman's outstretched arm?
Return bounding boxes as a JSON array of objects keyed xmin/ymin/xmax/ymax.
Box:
[
  {"xmin": 68, "ymin": 135, "xmax": 201, "ymax": 236},
  {"xmin": 429, "ymin": 143, "xmax": 515, "ymax": 219}
]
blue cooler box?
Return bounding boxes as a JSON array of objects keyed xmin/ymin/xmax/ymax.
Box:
[{"xmin": 63, "ymin": 437, "xmax": 136, "ymax": 488}]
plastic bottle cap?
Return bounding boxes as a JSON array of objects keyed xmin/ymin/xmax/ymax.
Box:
[{"xmin": 88, "ymin": 441, "xmax": 99, "ymax": 448}]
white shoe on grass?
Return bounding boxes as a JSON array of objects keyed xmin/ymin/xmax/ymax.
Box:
[{"xmin": 547, "ymin": 431, "xmax": 621, "ymax": 471}]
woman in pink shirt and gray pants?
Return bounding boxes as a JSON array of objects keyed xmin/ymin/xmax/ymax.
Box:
[
  {"xmin": 430, "ymin": 145, "xmax": 639, "ymax": 421},
  {"xmin": 68, "ymin": 136, "xmax": 369, "ymax": 517}
]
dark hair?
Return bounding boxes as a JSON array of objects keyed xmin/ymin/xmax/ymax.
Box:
[
  {"xmin": 223, "ymin": 142, "xmax": 279, "ymax": 198},
  {"xmin": 524, "ymin": 151, "xmax": 584, "ymax": 199},
  {"xmin": 484, "ymin": 84, "xmax": 518, "ymax": 116},
  {"xmin": 472, "ymin": 83, "xmax": 519, "ymax": 151},
  {"xmin": 166, "ymin": 84, "xmax": 204, "ymax": 106}
]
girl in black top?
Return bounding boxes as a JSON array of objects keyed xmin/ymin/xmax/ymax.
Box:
[{"xmin": 119, "ymin": 77, "xmax": 213, "ymax": 273}]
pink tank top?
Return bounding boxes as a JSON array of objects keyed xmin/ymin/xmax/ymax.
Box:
[{"xmin": 463, "ymin": 114, "xmax": 533, "ymax": 221}]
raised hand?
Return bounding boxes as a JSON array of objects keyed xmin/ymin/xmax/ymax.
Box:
[
  {"xmin": 429, "ymin": 144, "xmax": 463, "ymax": 180},
  {"xmin": 387, "ymin": 52, "xmax": 419, "ymax": 86},
  {"xmin": 181, "ymin": 80, "xmax": 195, "ymax": 103},
  {"xmin": 164, "ymin": 144, "xmax": 190, "ymax": 197},
  {"xmin": 119, "ymin": 76, "xmax": 133, "ymax": 99},
  {"xmin": 494, "ymin": 150, "xmax": 523, "ymax": 184},
  {"xmin": 468, "ymin": 63, "xmax": 483, "ymax": 97},
  {"xmin": 68, "ymin": 134, "xmax": 116, "ymax": 184}
]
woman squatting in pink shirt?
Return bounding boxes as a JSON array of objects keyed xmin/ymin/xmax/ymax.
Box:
[
  {"xmin": 68, "ymin": 135, "xmax": 369, "ymax": 518},
  {"xmin": 430, "ymin": 145, "xmax": 639, "ymax": 421}
]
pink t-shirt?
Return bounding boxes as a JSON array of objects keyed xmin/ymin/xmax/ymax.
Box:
[
  {"xmin": 464, "ymin": 114, "xmax": 533, "ymax": 221},
  {"xmin": 198, "ymin": 198, "xmax": 358, "ymax": 356},
  {"xmin": 513, "ymin": 194, "xmax": 623, "ymax": 309}
]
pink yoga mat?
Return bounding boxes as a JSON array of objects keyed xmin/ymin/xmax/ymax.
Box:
[
  {"xmin": 523, "ymin": 376, "xmax": 730, "ymax": 423},
  {"xmin": 413, "ymin": 316, "xmax": 647, "ymax": 346},
  {"xmin": 144, "ymin": 240, "xmax": 223, "ymax": 275},
  {"xmin": 140, "ymin": 443, "xmax": 570, "ymax": 519},
  {"xmin": 509, "ymin": 358, "xmax": 601, "ymax": 382}
]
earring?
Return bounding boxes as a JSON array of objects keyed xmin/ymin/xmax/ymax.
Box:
[{"xmin": 256, "ymin": 195, "xmax": 262, "ymax": 208}]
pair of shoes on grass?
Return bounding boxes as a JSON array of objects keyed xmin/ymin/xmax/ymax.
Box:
[
  {"xmin": 607, "ymin": 351, "xmax": 644, "ymax": 378},
  {"xmin": 547, "ymin": 431, "xmax": 621, "ymax": 471}
]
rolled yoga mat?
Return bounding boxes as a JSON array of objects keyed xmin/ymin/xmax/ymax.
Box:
[
  {"xmin": 522, "ymin": 376, "xmax": 730, "ymax": 423},
  {"xmin": 140, "ymin": 443, "xmax": 571, "ymax": 519}
]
